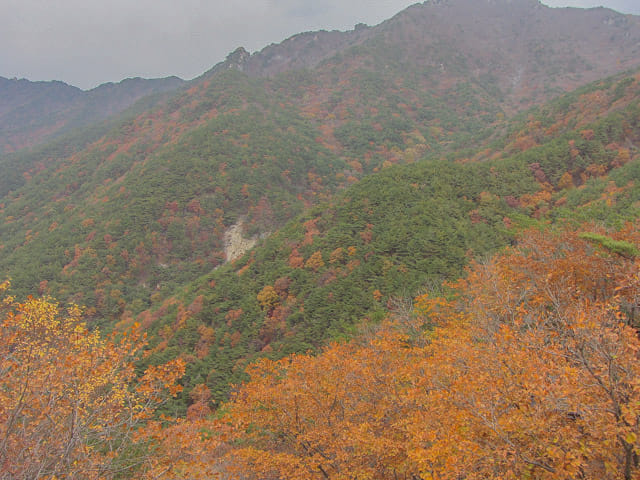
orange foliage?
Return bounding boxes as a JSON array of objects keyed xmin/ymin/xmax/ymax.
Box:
[
  {"xmin": 188, "ymin": 295, "xmax": 204, "ymax": 316},
  {"xmin": 305, "ymin": 250, "xmax": 325, "ymax": 271},
  {"xmin": 257, "ymin": 285, "xmax": 280, "ymax": 311},
  {"xmin": 0, "ymin": 283, "xmax": 185, "ymax": 479},
  {"xmin": 329, "ymin": 247, "xmax": 345, "ymax": 264},
  {"xmin": 360, "ymin": 224, "xmax": 374, "ymax": 244},
  {"xmin": 225, "ymin": 308, "xmax": 244, "ymax": 326},
  {"xmin": 223, "ymin": 330, "xmax": 419, "ymax": 479},
  {"xmin": 302, "ymin": 218, "xmax": 321, "ymax": 245},
  {"xmin": 195, "ymin": 325, "xmax": 215, "ymax": 359},
  {"xmin": 513, "ymin": 134, "xmax": 538, "ymax": 152},
  {"xmin": 139, "ymin": 418, "xmax": 225, "ymax": 479},
  {"xmin": 220, "ymin": 226, "xmax": 640, "ymax": 480},
  {"xmin": 288, "ymin": 247, "xmax": 304, "ymax": 268},
  {"xmin": 581, "ymin": 128, "xmax": 595, "ymax": 140}
]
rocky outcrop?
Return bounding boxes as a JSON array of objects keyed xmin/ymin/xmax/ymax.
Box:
[{"xmin": 224, "ymin": 220, "xmax": 258, "ymax": 262}]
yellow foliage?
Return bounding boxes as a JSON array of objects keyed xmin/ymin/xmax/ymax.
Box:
[
  {"xmin": 257, "ymin": 285, "xmax": 280, "ymax": 310},
  {"xmin": 305, "ymin": 251, "xmax": 325, "ymax": 271},
  {"xmin": 0, "ymin": 286, "xmax": 185, "ymax": 479}
]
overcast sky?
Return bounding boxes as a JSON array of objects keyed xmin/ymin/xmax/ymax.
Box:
[{"xmin": 2, "ymin": 0, "xmax": 639, "ymax": 90}]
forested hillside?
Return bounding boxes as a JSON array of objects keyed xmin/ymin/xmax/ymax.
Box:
[
  {"xmin": 1, "ymin": 1, "xmax": 640, "ymax": 478},
  {"xmin": 4, "ymin": 224, "xmax": 639, "ymax": 479},
  {"xmin": 0, "ymin": 75, "xmax": 184, "ymax": 153},
  {"xmin": 215, "ymin": 225, "xmax": 640, "ymax": 479},
  {"xmin": 135, "ymin": 72, "xmax": 640, "ymax": 409},
  {"xmin": 2, "ymin": 0, "xmax": 640, "ymax": 328}
]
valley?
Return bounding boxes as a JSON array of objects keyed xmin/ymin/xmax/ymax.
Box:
[{"xmin": 1, "ymin": 1, "xmax": 640, "ymax": 478}]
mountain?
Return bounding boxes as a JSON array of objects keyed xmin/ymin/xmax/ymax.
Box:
[
  {"xmin": 215, "ymin": 0, "xmax": 640, "ymax": 109},
  {"xmin": 0, "ymin": 75, "xmax": 184, "ymax": 153},
  {"xmin": 138, "ymin": 71, "xmax": 640, "ymax": 408},
  {"xmin": 4, "ymin": 0, "xmax": 639, "ymax": 157},
  {"xmin": 0, "ymin": 0, "xmax": 639, "ymax": 409}
]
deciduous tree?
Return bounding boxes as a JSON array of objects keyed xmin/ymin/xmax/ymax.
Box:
[{"xmin": 0, "ymin": 282, "xmax": 185, "ymax": 480}]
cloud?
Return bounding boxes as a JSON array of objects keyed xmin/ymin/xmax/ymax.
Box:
[
  {"xmin": 1, "ymin": 0, "xmax": 416, "ymax": 88},
  {"xmin": 1, "ymin": 0, "xmax": 638, "ymax": 89}
]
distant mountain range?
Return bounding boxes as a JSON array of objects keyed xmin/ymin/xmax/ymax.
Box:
[
  {"xmin": 1, "ymin": 0, "xmax": 639, "ymax": 410},
  {"xmin": 212, "ymin": 0, "xmax": 640, "ymax": 106},
  {"xmin": 3, "ymin": 0, "xmax": 640, "ymax": 156},
  {"xmin": 0, "ymin": 75, "xmax": 184, "ymax": 152}
]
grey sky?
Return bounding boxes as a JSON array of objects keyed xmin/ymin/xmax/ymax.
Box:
[{"xmin": 1, "ymin": 0, "xmax": 639, "ymax": 90}]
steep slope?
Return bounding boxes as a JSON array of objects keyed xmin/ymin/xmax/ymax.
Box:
[
  {"xmin": 2, "ymin": 1, "xmax": 640, "ymax": 321},
  {"xmin": 3, "ymin": 0, "xmax": 640, "ymax": 157},
  {"xmin": 219, "ymin": 0, "xmax": 640, "ymax": 109},
  {"xmin": 0, "ymin": 52, "xmax": 509, "ymax": 324},
  {"xmin": 373, "ymin": 0, "xmax": 640, "ymax": 108},
  {"xmin": 1, "ymin": 1, "xmax": 640, "ymax": 410},
  {"xmin": 0, "ymin": 75, "xmax": 184, "ymax": 153},
  {"xmin": 136, "ymin": 72, "xmax": 640, "ymax": 410},
  {"xmin": 0, "ymin": 72, "xmax": 348, "ymax": 317},
  {"xmin": 214, "ymin": 225, "xmax": 640, "ymax": 480}
]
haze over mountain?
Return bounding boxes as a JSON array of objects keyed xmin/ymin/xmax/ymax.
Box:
[
  {"xmin": 3, "ymin": 0, "xmax": 640, "ymax": 91},
  {"xmin": 1, "ymin": 0, "xmax": 639, "ymax": 317},
  {"xmin": 0, "ymin": 75, "xmax": 184, "ymax": 153},
  {"xmin": 2, "ymin": 1, "xmax": 640, "ymax": 476},
  {"xmin": 4, "ymin": 0, "xmax": 640, "ymax": 156},
  {"xmin": 221, "ymin": 0, "xmax": 640, "ymax": 106}
]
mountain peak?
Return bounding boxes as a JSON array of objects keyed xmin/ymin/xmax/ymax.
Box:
[{"xmin": 226, "ymin": 47, "xmax": 251, "ymax": 70}]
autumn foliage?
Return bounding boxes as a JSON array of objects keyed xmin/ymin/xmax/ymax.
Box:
[
  {"xmin": 409, "ymin": 227, "xmax": 640, "ymax": 479},
  {"xmin": 224, "ymin": 332, "xmax": 418, "ymax": 479},
  {"xmin": 3, "ymin": 223, "xmax": 640, "ymax": 479},
  {"xmin": 0, "ymin": 282, "xmax": 185, "ymax": 480},
  {"xmin": 220, "ymin": 226, "xmax": 640, "ymax": 479}
]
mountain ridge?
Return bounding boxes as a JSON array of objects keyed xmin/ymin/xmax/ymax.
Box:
[
  {"xmin": 0, "ymin": 75, "xmax": 184, "ymax": 153},
  {"xmin": 2, "ymin": 2, "xmax": 640, "ymax": 476},
  {"xmin": 2, "ymin": 0, "xmax": 640, "ymax": 316},
  {"xmin": 1, "ymin": 0, "xmax": 640, "ymax": 412},
  {"xmin": 204, "ymin": 0, "xmax": 640, "ymax": 108},
  {"xmin": 3, "ymin": 0, "xmax": 640, "ymax": 155}
]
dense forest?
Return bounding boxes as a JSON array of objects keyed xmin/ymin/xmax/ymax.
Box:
[
  {"xmin": 2, "ymin": 0, "xmax": 640, "ymax": 478},
  {"xmin": 3, "ymin": 224, "xmax": 639, "ymax": 479},
  {"xmin": 136, "ymin": 72, "xmax": 640, "ymax": 410}
]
